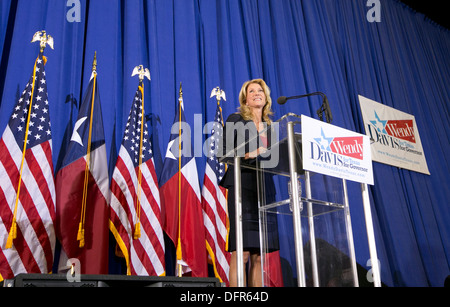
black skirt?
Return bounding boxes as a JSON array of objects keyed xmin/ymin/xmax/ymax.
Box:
[{"xmin": 227, "ymin": 186, "xmax": 280, "ymax": 253}]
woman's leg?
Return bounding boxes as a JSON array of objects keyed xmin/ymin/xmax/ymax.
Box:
[
  {"xmin": 249, "ymin": 253, "xmax": 262, "ymax": 287},
  {"xmin": 229, "ymin": 251, "xmax": 250, "ymax": 287}
]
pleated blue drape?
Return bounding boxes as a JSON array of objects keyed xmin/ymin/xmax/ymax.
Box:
[{"xmin": 0, "ymin": 0, "xmax": 448, "ymax": 286}]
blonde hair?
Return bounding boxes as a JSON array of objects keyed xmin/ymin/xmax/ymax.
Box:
[{"xmin": 238, "ymin": 79, "xmax": 273, "ymax": 125}]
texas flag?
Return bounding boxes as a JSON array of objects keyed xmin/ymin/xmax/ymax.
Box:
[
  {"xmin": 159, "ymin": 90, "xmax": 207, "ymax": 277},
  {"xmin": 55, "ymin": 68, "xmax": 110, "ymax": 274}
]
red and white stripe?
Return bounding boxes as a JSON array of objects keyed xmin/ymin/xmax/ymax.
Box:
[
  {"xmin": 110, "ymin": 145, "xmax": 165, "ymax": 276},
  {"xmin": 202, "ymin": 163, "xmax": 230, "ymax": 285},
  {"xmin": 0, "ymin": 126, "xmax": 55, "ymax": 280}
]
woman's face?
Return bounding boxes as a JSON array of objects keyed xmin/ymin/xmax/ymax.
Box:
[{"xmin": 245, "ymin": 83, "xmax": 266, "ymax": 110}]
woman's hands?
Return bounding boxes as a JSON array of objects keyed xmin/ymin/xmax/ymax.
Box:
[{"xmin": 245, "ymin": 147, "xmax": 267, "ymax": 159}]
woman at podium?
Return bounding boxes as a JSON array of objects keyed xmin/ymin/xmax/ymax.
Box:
[{"xmin": 220, "ymin": 79, "xmax": 279, "ymax": 287}]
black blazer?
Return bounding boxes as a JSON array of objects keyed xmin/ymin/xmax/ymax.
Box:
[{"xmin": 219, "ymin": 113, "xmax": 275, "ymax": 194}]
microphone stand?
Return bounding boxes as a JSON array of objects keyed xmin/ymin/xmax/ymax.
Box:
[
  {"xmin": 278, "ymin": 92, "xmax": 333, "ymax": 124},
  {"xmin": 316, "ymin": 94, "xmax": 333, "ymax": 124}
]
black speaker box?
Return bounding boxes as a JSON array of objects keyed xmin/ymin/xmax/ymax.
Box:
[
  {"xmin": 304, "ymin": 238, "xmax": 387, "ymax": 287},
  {"xmin": 3, "ymin": 274, "xmax": 222, "ymax": 287}
]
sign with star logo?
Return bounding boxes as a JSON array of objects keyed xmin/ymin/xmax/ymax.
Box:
[
  {"xmin": 302, "ymin": 115, "xmax": 374, "ymax": 185},
  {"xmin": 359, "ymin": 95, "xmax": 429, "ymax": 175}
]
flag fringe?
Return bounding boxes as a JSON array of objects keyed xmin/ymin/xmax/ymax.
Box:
[{"xmin": 78, "ymin": 56, "xmax": 97, "ymax": 248}]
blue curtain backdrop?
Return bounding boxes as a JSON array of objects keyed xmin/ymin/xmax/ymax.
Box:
[{"xmin": 0, "ymin": 0, "xmax": 448, "ymax": 286}]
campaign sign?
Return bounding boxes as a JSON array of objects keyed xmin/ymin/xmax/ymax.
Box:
[
  {"xmin": 302, "ymin": 115, "xmax": 374, "ymax": 185},
  {"xmin": 358, "ymin": 95, "xmax": 430, "ymax": 175}
]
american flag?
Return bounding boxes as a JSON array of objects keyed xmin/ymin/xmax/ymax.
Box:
[
  {"xmin": 0, "ymin": 52, "xmax": 56, "ymax": 280},
  {"xmin": 110, "ymin": 84, "xmax": 165, "ymax": 276},
  {"xmin": 201, "ymin": 104, "xmax": 231, "ymax": 285}
]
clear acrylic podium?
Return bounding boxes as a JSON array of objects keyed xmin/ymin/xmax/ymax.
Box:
[
  {"xmin": 256, "ymin": 114, "xmax": 359, "ymax": 287},
  {"xmin": 220, "ymin": 113, "xmax": 374, "ymax": 287}
]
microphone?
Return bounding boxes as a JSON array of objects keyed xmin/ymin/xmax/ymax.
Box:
[
  {"xmin": 277, "ymin": 92, "xmax": 333, "ymax": 123},
  {"xmin": 277, "ymin": 96, "xmax": 289, "ymax": 105},
  {"xmin": 277, "ymin": 93, "xmax": 318, "ymax": 105}
]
